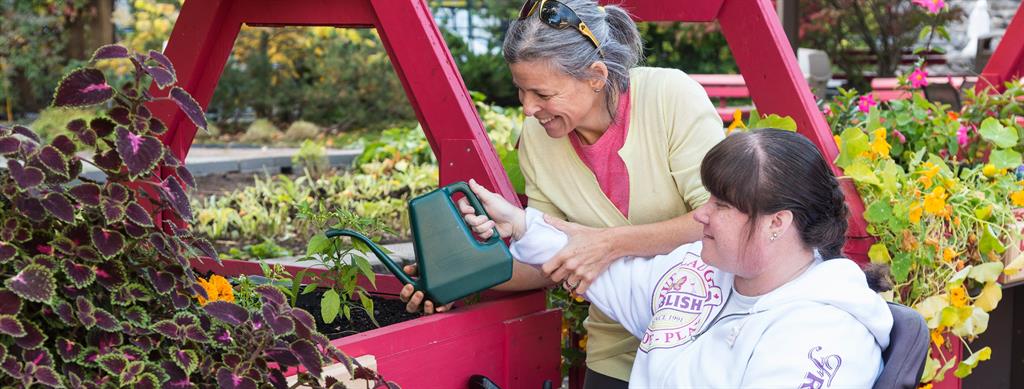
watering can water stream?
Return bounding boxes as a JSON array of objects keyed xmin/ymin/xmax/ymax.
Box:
[{"xmin": 325, "ymin": 182, "xmax": 513, "ymax": 305}]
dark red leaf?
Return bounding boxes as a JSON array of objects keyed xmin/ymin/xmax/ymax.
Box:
[
  {"xmin": 133, "ymin": 372, "xmax": 158, "ymax": 389},
  {"xmin": 124, "ymin": 222, "xmax": 146, "ymax": 238},
  {"xmin": 136, "ymin": 105, "xmax": 152, "ymax": 119},
  {"xmin": 90, "ymin": 117, "xmax": 116, "ymax": 137},
  {"xmin": 176, "ymin": 166, "xmax": 196, "ymax": 189},
  {"xmin": 106, "ymin": 183, "xmax": 128, "ymax": 203},
  {"xmin": 34, "ymin": 365, "xmax": 61, "ymax": 387},
  {"xmin": 149, "ymin": 117, "xmax": 167, "ymax": 134},
  {"xmin": 134, "ymin": 117, "xmax": 149, "ymax": 133},
  {"xmin": 0, "ymin": 243, "xmax": 16, "ymax": 264},
  {"xmin": 108, "ymin": 108, "xmax": 130, "ymax": 125},
  {"xmin": 152, "ymin": 320, "xmax": 180, "ymax": 339},
  {"xmin": 266, "ymin": 348, "xmax": 299, "ymax": 366},
  {"xmin": 53, "ymin": 68, "xmax": 114, "ymax": 107},
  {"xmin": 0, "ymin": 315, "xmax": 26, "ymax": 337},
  {"xmin": 14, "ymin": 321, "xmax": 45, "ymax": 349},
  {"xmin": 51, "ymin": 134, "xmax": 76, "ymax": 156},
  {"xmin": 146, "ymin": 66, "xmax": 175, "ymax": 89},
  {"xmin": 42, "ymin": 193, "xmax": 75, "ymax": 223},
  {"xmin": 0, "ymin": 356, "xmax": 21, "ymax": 379},
  {"xmin": 37, "ymin": 145, "xmax": 68, "ymax": 178},
  {"xmin": 264, "ymin": 305, "xmax": 294, "ymax": 336},
  {"xmin": 203, "ymin": 301, "xmax": 249, "ymax": 326},
  {"xmin": 93, "ymin": 309, "xmax": 121, "ymax": 332},
  {"xmin": 217, "ymin": 368, "xmax": 257, "ymax": 389},
  {"xmin": 289, "ymin": 339, "xmax": 323, "ymax": 377},
  {"xmin": 161, "ymin": 361, "xmax": 190, "ymax": 388},
  {"xmin": 169, "ymin": 87, "xmax": 207, "ymax": 130},
  {"xmin": 97, "ymin": 354, "xmax": 127, "ymax": 376},
  {"xmin": 160, "ymin": 176, "xmax": 193, "ymax": 222},
  {"xmin": 91, "ymin": 45, "xmax": 129, "ymax": 61},
  {"xmin": 5, "ymin": 265, "xmax": 55, "ymax": 303},
  {"xmin": 255, "ymin": 285, "xmax": 286, "ymax": 307},
  {"xmin": 93, "ymin": 149, "xmax": 123, "ymax": 173},
  {"xmin": 63, "ymin": 259, "xmax": 96, "ymax": 288},
  {"xmin": 12, "ymin": 125, "xmax": 40, "ymax": 143},
  {"xmin": 124, "ymin": 202, "xmax": 154, "ymax": 227},
  {"xmin": 291, "ymin": 308, "xmax": 316, "ymax": 336},
  {"xmin": 0, "ymin": 291, "xmax": 20, "ymax": 315},
  {"xmin": 69, "ymin": 183, "xmax": 102, "ymax": 206},
  {"xmin": 14, "ymin": 196, "xmax": 46, "ymax": 222},
  {"xmin": 91, "ymin": 227, "xmax": 124, "ymax": 258},
  {"xmin": 55, "ymin": 338, "xmax": 82, "ymax": 362},
  {"xmin": 171, "ymin": 290, "xmax": 190, "ymax": 309},
  {"xmin": 149, "ymin": 270, "xmax": 174, "ymax": 294},
  {"xmin": 190, "ymin": 238, "xmax": 218, "ymax": 261},
  {"xmin": 95, "ymin": 262, "xmax": 125, "ymax": 290},
  {"xmin": 148, "ymin": 50, "xmax": 176, "ymax": 76},
  {"xmin": 102, "ymin": 198, "xmax": 125, "ymax": 225},
  {"xmin": 54, "ymin": 301, "xmax": 75, "ymax": 325},
  {"xmin": 75, "ymin": 246, "xmax": 99, "ymax": 262},
  {"xmin": 182, "ymin": 324, "xmax": 206, "ymax": 342},
  {"xmin": 0, "ymin": 136, "xmax": 20, "ymax": 155},
  {"xmin": 7, "ymin": 160, "xmax": 43, "ymax": 189},
  {"xmin": 115, "ymin": 127, "xmax": 163, "ymax": 178}
]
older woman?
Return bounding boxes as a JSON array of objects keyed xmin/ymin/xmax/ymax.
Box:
[
  {"xmin": 463, "ymin": 129, "xmax": 893, "ymax": 388},
  {"xmin": 402, "ymin": 1, "xmax": 723, "ymax": 385}
]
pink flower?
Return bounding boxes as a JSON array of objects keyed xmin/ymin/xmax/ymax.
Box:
[
  {"xmin": 910, "ymin": 68, "xmax": 929, "ymax": 88},
  {"xmin": 823, "ymin": 105, "xmax": 832, "ymax": 117},
  {"xmin": 892, "ymin": 129, "xmax": 907, "ymax": 144},
  {"xmin": 858, "ymin": 95, "xmax": 877, "ymax": 113},
  {"xmin": 957, "ymin": 125, "xmax": 969, "ymax": 146},
  {"xmin": 913, "ymin": 0, "xmax": 946, "ymax": 14}
]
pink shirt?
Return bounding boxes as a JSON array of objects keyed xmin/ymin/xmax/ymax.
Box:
[{"xmin": 569, "ymin": 91, "xmax": 631, "ymax": 218}]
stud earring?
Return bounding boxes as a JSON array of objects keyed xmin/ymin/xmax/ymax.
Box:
[
  {"xmin": 593, "ymin": 88, "xmax": 601, "ymax": 93},
  {"xmin": 770, "ymin": 232, "xmax": 779, "ymax": 242}
]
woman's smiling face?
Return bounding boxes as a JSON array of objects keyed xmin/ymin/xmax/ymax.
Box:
[{"xmin": 509, "ymin": 59, "xmax": 603, "ymax": 139}]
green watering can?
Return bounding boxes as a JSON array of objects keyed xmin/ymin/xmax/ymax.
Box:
[{"xmin": 325, "ymin": 181, "xmax": 512, "ymax": 305}]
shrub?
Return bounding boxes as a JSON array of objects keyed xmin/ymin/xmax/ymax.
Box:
[
  {"xmin": 27, "ymin": 107, "xmax": 98, "ymax": 142},
  {"xmin": 284, "ymin": 120, "xmax": 322, "ymax": 143},
  {"xmin": 240, "ymin": 118, "xmax": 282, "ymax": 144}
]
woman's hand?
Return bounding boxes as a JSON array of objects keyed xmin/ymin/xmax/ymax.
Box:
[
  {"xmin": 457, "ymin": 179, "xmax": 526, "ymax": 241},
  {"xmin": 540, "ymin": 214, "xmax": 618, "ymax": 295},
  {"xmin": 398, "ymin": 264, "xmax": 454, "ymax": 314}
]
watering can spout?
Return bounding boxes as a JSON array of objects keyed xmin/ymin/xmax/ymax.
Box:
[{"xmin": 323, "ymin": 229, "xmax": 414, "ymax": 286}]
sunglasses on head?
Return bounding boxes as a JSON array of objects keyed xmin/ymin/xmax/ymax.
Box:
[{"xmin": 518, "ymin": 0, "xmax": 604, "ymax": 57}]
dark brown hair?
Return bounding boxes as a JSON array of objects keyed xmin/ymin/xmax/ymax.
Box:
[{"xmin": 699, "ymin": 129, "xmax": 849, "ymax": 259}]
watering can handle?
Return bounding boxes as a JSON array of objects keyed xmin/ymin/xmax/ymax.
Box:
[
  {"xmin": 447, "ymin": 181, "xmax": 502, "ymax": 245},
  {"xmin": 323, "ymin": 229, "xmax": 415, "ymax": 286}
]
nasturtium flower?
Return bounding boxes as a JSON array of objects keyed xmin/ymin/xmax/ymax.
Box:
[
  {"xmin": 909, "ymin": 203, "xmax": 924, "ymax": 224},
  {"xmin": 909, "ymin": 67, "xmax": 929, "ymax": 88},
  {"xmin": 924, "ymin": 187, "xmax": 947, "ymax": 215},
  {"xmin": 957, "ymin": 126, "xmax": 970, "ymax": 147},
  {"xmin": 1012, "ymin": 190, "xmax": 1024, "ymax": 207},
  {"xmin": 833, "ymin": 135, "xmax": 842, "ymax": 149},
  {"xmin": 947, "ymin": 111, "xmax": 959, "ymax": 121},
  {"xmin": 918, "ymin": 162, "xmax": 940, "ymax": 189},
  {"xmin": 949, "ymin": 285, "xmax": 968, "ymax": 308},
  {"xmin": 983, "ymin": 164, "xmax": 998, "ymax": 177},
  {"xmin": 930, "ymin": 328, "xmax": 945, "ymax": 348},
  {"xmin": 726, "ymin": 109, "xmax": 746, "ymax": 134},
  {"xmin": 942, "ymin": 247, "xmax": 957, "ymax": 262},
  {"xmin": 196, "ymin": 274, "xmax": 235, "ymax": 306},
  {"xmin": 870, "ymin": 128, "xmax": 891, "ymax": 158}
]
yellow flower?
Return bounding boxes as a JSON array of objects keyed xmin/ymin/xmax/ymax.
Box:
[
  {"xmin": 919, "ymin": 384, "xmax": 934, "ymax": 389},
  {"xmin": 726, "ymin": 109, "xmax": 746, "ymax": 134},
  {"xmin": 918, "ymin": 162, "xmax": 940, "ymax": 189},
  {"xmin": 1013, "ymin": 190, "xmax": 1024, "ymax": 207},
  {"xmin": 869, "ymin": 128, "xmax": 891, "ymax": 158},
  {"xmin": 578, "ymin": 334, "xmax": 588, "ymax": 350},
  {"xmin": 574, "ymin": 295, "xmax": 585, "ymax": 303},
  {"xmin": 949, "ymin": 285, "xmax": 968, "ymax": 308},
  {"xmin": 924, "ymin": 187, "xmax": 947, "ymax": 215},
  {"xmin": 833, "ymin": 135, "xmax": 842, "ymax": 149},
  {"xmin": 909, "ymin": 203, "xmax": 923, "ymax": 224},
  {"xmin": 930, "ymin": 328, "xmax": 945, "ymax": 348},
  {"xmin": 942, "ymin": 247, "xmax": 956, "ymax": 262},
  {"xmin": 196, "ymin": 275, "xmax": 235, "ymax": 306},
  {"xmin": 982, "ymin": 164, "xmax": 997, "ymax": 177}
]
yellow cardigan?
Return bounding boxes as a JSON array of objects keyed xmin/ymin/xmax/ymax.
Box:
[{"xmin": 518, "ymin": 66, "xmax": 725, "ymax": 381}]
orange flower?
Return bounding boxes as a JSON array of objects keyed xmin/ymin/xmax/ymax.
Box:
[
  {"xmin": 1013, "ymin": 190, "xmax": 1024, "ymax": 207},
  {"xmin": 918, "ymin": 162, "xmax": 940, "ymax": 189},
  {"xmin": 578, "ymin": 334, "xmax": 588, "ymax": 350},
  {"xmin": 869, "ymin": 128, "xmax": 891, "ymax": 158},
  {"xmin": 930, "ymin": 328, "xmax": 945, "ymax": 348},
  {"xmin": 949, "ymin": 285, "xmax": 968, "ymax": 308},
  {"xmin": 947, "ymin": 111, "xmax": 959, "ymax": 121},
  {"xmin": 924, "ymin": 187, "xmax": 947, "ymax": 215},
  {"xmin": 909, "ymin": 203, "xmax": 924, "ymax": 224},
  {"xmin": 196, "ymin": 275, "xmax": 235, "ymax": 306},
  {"xmin": 942, "ymin": 247, "xmax": 957, "ymax": 262}
]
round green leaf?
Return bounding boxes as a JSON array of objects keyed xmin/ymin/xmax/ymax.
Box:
[
  {"xmin": 979, "ymin": 118, "xmax": 1018, "ymax": 148},
  {"xmin": 989, "ymin": 148, "xmax": 1022, "ymax": 170}
]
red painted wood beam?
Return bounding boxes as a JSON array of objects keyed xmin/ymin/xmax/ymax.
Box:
[
  {"xmin": 603, "ymin": 0, "xmax": 725, "ymax": 22},
  {"xmin": 717, "ymin": 0, "xmax": 872, "ymax": 261},
  {"xmin": 978, "ymin": 1, "xmax": 1024, "ymax": 92}
]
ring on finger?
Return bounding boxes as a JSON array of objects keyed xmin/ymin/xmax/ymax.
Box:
[{"xmin": 564, "ymin": 279, "xmax": 580, "ymax": 292}]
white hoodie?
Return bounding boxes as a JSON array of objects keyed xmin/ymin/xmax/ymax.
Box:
[{"xmin": 512, "ymin": 208, "xmax": 893, "ymax": 388}]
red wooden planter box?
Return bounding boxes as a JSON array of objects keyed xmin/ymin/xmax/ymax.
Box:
[{"xmin": 191, "ymin": 258, "xmax": 561, "ymax": 387}]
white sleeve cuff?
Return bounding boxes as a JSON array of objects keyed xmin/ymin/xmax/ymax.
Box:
[{"xmin": 509, "ymin": 208, "xmax": 569, "ymax": 266}]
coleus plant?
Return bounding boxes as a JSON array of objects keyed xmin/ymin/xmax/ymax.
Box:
[{"xmin": 0, "ymin": 44, "xmax": 396, "ymax": 388}]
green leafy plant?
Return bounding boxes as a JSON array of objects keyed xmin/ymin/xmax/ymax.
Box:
[
  {"xmin": 831, "ymin": 82, "xmax": 1024, "ymax": 384},
  {"xmin": 294, "ymin": 139, "xmax": 330, "ymax": 179},
  {"xmin": 0, "ymin": 44, "xmax": 385, "ymax": 387}
]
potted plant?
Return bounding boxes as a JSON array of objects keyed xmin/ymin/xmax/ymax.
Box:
[
  {"xmin": 0, "ymin": 44, "xmax": 404, "ymax": 387},
  {"xmin": 826, "ymin": 80, "xmax": 1024, "ymax": 387}
]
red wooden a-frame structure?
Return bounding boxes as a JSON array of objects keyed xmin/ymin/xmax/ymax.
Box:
[
  {"xmin": 979, "ymin": 2, "xmax": 1024, "ymax": 92},
  {"xmin": 152, "ymin": 0, "xmax": 874, "ymax": 261}
]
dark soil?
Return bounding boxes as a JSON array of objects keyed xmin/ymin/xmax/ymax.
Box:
[
  {"xmin": 294, "ymin": 288, "xmax": 421, "ymax": 340},
  {"xmin": 193, "ymin": 170, "xmax": 293, "ymax": 198}
]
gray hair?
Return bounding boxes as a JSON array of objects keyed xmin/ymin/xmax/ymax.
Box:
[{"xmin": 503, "ymin": 0, "xmax": 643, "ymax": 119}]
